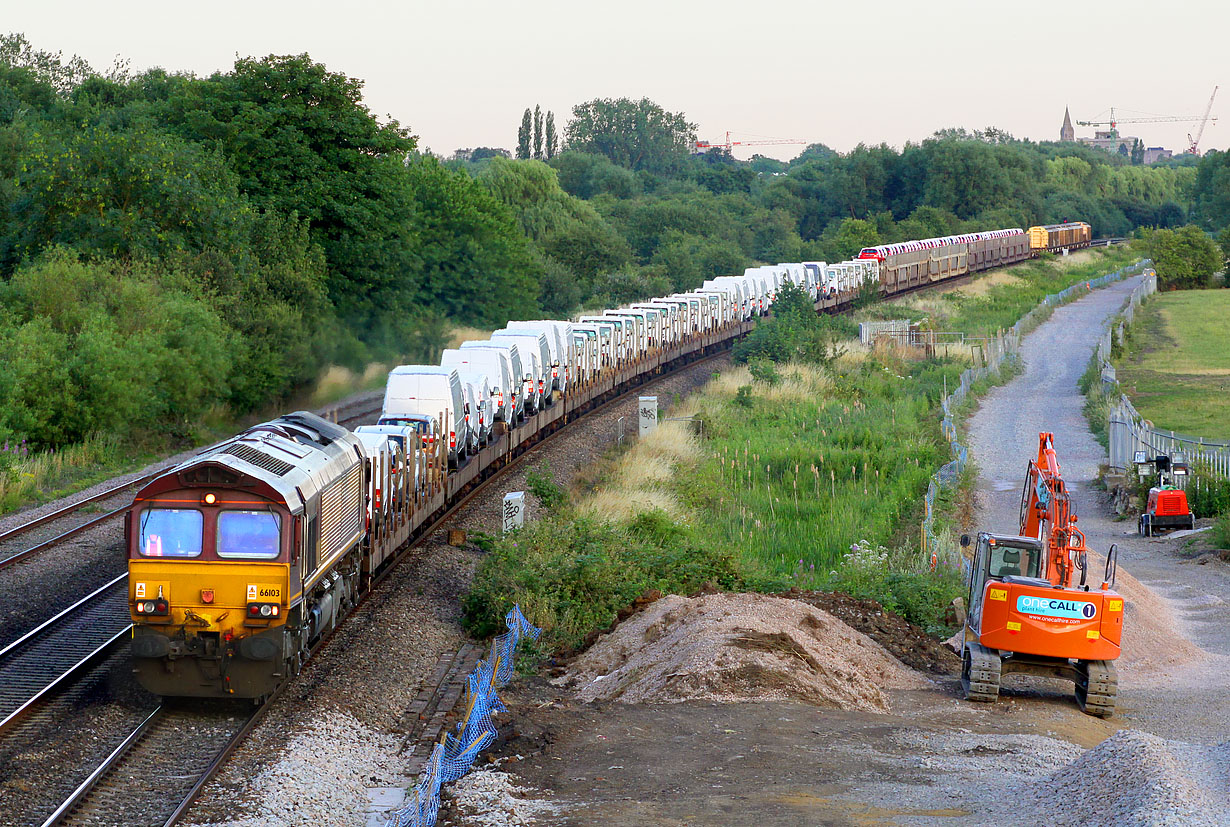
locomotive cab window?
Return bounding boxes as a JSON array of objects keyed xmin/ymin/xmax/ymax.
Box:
[
  {"xmin": 139, "ymin": 508, "xmax": 203, "ymax": 558},
  {"xmin": 217, "ymin": 510, "xmax": 282, "ymax": 559}
]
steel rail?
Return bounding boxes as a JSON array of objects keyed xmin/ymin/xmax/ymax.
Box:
[
  {"xmin": 0, "ymin": 575, "xmax": 132, "ymax": 734},
  {"xmin": 38, "ymin": 706, "xmax": 164, "ymax": 827}
]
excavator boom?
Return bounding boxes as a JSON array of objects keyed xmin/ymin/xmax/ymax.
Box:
[{"xmin": 1018, "ymin": 432, "xmax": 1087, "ymax": 588}]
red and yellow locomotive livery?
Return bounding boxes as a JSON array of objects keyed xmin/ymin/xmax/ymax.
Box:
[{"xmin": 127, "ymin": 412, "xmax": 367, "ymax": 699}]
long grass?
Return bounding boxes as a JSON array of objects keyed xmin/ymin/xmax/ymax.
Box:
[{"xmin": 0, "ymin": 434, "xmax": 120, "ymax": 513}]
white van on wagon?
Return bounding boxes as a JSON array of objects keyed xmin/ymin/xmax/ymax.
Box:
[
  {"xmin": 377, "ymin": 366, "xmax": 469, "ymax": 468},
  {"xmin": 505, "ymin": 321, "xmax": 574, "ymax": 394},
  {"xmin": 457, "ymin": 340, "xmax": 526, "ymax": 424},
  {"xmin": 490, "ymin": 330, "xmax": 551, "ymax": 410},
  {"xmin": 456, "ymin": 371, "xmax": 494, "ymax": 449},
  {"xmin": 441, "ymin": 347, "xmax": 514, "ymax": 426}
]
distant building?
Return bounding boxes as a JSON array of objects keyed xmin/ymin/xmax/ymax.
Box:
[
  {"xmin": 1081, "ymin": 129, "xmax": 1138, "ymax": 156},
  {"xmin": 1061, "ymin": 107, "xmax": 1075, "ymax": 142},
  {"xmin": 1060, "ymin": 110, "xmax": 1173, "ymax": 163}
]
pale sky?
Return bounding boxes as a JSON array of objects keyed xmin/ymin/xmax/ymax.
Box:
[{"xmin": 7, "ymin": 0, "xmax": 1226, "ymax": 160}]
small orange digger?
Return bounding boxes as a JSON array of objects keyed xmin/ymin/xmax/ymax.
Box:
[
  {"xmin": 1134, "ymin": 451, "xmax": 1196, "ymax": 536},
  {"xmin": 961, "ymin": 432, "xmax": 1123, "ymax": 717}
]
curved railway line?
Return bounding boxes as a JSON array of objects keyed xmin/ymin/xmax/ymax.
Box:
[{"xmin": 1, "ymin": 352, "xmax": 725, "ymax": 827}]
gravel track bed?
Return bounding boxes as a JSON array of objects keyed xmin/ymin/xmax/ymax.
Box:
[
  {"xmin": 0, "ymin": 650, "xmax": 158, "ymax": 827},
  {"xmin": 181, "ymin": 357, "xmax": 728, "ymax": 827}
]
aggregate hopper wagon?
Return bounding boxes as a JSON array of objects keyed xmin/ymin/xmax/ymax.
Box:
[{"xmin": 962, "ymin": 433, "xmax": 1123, "ymax": 717}]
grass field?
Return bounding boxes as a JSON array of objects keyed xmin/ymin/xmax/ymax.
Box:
[{"xmin": 1118, "ymin": 289, "xmax": 1230, "ymax": 441}]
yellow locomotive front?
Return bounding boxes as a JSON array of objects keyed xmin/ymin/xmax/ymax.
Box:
[
  {"xmin": 128, "ymin": 489, "xmax": 293, "ymax": 698},
  {"xmin": 128, "ymin": 412, "xmax": 366, "ymax": 699}
]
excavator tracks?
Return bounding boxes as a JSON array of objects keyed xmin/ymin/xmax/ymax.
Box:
[
  {"xmin": 1075, "ymin": 659, "xmax": 1118, "ymax": 718},
  {"xmin": 961, "ymin": 642, "xmax": 1002, "ymax": 703}
]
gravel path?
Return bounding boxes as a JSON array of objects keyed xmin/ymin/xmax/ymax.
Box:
[
  {"xmin": 182, "ymin": 357, "xmax": 729, "ymax": 827},
  {"xmin": 964, "ymin": 275, "xmax": 1230, "ymax": 817}
]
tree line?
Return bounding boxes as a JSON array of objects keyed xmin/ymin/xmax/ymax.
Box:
[{"xmin": 0, "ymin": 34, "xmax": 1215, "ymax": 450}]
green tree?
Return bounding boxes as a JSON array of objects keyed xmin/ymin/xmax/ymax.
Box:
[
  {"xmin": 533, "ymin": 104, "xmax": 543, "ymax": 161},
  {"xmin": 2, "ymin": 120, "xmax": 251, "ymax": 272},
  {"xmin": 564, "ymin": 97, "xmax": 697, "ymax": 175},
  {"xmin": 1148, "ymin": 225, "xmax": 1223, "ymax": 290},
  {"xmin": 0, "ymin": 32, "xmax": 93, "ymax": 95},
  {"xmin": 550, "ymin": 151, "xmax": 637, "ymax": 199},
  {"xmin": 1131, "ymin": 138, "xmax": 1144, "ymax": 166},
  {"xmin": 830, "ymin": 218, "xmax": 881, "ymax": 260},
  {"xmin": 0, "ymin": 250, "xmax": 232, "ymax": 446},
  {"xmin": 545, "ymin": 111, "xmax": 557, "ymax": 159},
  {"xmin": 142, "ymin": 54, "xmax": 420, "ymax": 329},
  {"xmin": 404, "ymin": 155, "xmax": 540, "ymax": 325},
  {"xmin": 1193, "ymin": 149, "xmax": 1230, "ymax": 229},
  {"xmin": 517, "ymin": 108, "xmax": 531, "ymax": 160}
]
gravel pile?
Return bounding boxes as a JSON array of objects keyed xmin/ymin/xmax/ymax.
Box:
[
  {"xmin": 556, "ymin": 592, "xmax": 927, "ymax": 710},
  {"xmin": 442, "ymin": 769, "xmax": 558, "ymax": 827},
  {"xmin": 185, "ymin": 711, "xmax": 404, "ymax": 827},
  {"xmin": 1028, "ymin": 730, "xmax": 1229, "ymax": 827}
]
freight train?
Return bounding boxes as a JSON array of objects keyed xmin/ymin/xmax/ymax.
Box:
[{"xmin": 126, "ymin": 223, "xmax": 1094, "ymax": 699}]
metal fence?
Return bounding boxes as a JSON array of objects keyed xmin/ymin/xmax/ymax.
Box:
[
  {"xmin": 858, "ymin": 319, "xmax": 911, "ymax": 344},
  {"xmin": 1102, "ymin": 273, "xmax": 1230, "ymax": 481},
  {"xmin": 921, "ymin": 259, "xmax": 1153, "ymax": 572},
  {"xmin": 384, "ymin": 606, "xmax": 540, "ymax": 827}
]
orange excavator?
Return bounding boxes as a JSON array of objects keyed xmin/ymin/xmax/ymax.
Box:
[{"xmin": 960, "ymin": 432, "xmax": 1123, "ymax": 717}]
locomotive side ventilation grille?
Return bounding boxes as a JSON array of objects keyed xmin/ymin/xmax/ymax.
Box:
[
  {"xmin": 223, "ymin": 444, "xmax": 295, "ymax": 477},
  {"xmin": 319, "ymin": 463, "xmax": 364, "ymax": 560}
]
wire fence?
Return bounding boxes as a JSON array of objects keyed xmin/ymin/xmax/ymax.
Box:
[
  {"xmin": 1100, "ymin": 271, "xmax": 1230, "ymax": 481},
  {"xmin": 922, "ymin": 259, "xmax": 1153, "ymax": 573},
  {"xmin": 384, "ymin": 606, "xmax": 541, "ymax": 827}
]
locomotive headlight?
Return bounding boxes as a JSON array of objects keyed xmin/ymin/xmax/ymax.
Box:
[
  {"xmin": 203, "ymin": 493, "xmax": 217, "ymax": 505},
  {"xmin": 259, "ymin": 604, "xmax": 272, "ymax": 617}
]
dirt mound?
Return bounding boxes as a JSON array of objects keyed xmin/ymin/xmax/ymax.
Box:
[
  {"xmin": 1108, "ymin": 563, "xmax": 1208, "ymax": 684},
  {"xmin": 789, "ymin": 590, "xmax": 961, "ymax": 676},
  {"xmin": 555, "ymin": 592, "xmax": 927, "ymax": 712},
  {"xmin": 1029, "ymin": 730, "xmax": 1229, "ymax": 826}
]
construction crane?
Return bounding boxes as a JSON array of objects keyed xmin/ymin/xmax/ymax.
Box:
[
  {"xmin": 1076, "ymin": 108, "xmax": 1216, "ymax": 130},
  {"xmin": 960, "ymin": 432, "xmax": 1123, "ymax": 717},
  {"xmin": 694, "ymin": 131, "xmax": 808, "ymax": 154},
  {"xmin": 1187, "ymin": 86, "xmax": 1218, "ymax": 156}
]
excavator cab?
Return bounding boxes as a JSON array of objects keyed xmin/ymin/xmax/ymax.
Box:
[{"xmin": 965, "ymin": 534, "xmax": 1046, "ymax": 648}]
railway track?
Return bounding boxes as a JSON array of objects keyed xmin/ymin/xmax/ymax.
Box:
[
  {"xmin": 10, "ymin": 356, "xmax": 719, "ymax": 826},
  {"xmin": 0, "ymin": 575, "xmax": 131, "ymax": 734},
  {"xmin": 42, "ymin": 704, "xmax": 261, "ymax": 827}
]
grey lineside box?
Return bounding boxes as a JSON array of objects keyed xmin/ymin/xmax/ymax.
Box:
[
  {"xmin": 502, "ymin": 491, "xmax": 525, "ymax": 533},
  {"xmin": 639, "ymin": 396, "xmax": 657, "ymax": 436}
]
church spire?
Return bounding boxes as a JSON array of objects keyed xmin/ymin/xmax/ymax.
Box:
[{"xmin": 1061, "ymin": 107, "xmax": 1075, "ymax": 142}]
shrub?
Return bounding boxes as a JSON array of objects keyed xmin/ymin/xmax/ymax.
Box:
[{"xmin": 526, "ymin": 461, "xmax": 567, "ymax": 510}]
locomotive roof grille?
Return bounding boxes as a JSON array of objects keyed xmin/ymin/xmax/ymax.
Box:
[{"xmin": 222, "ymin": 443, "xmax": 295, "ymax": 477}]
